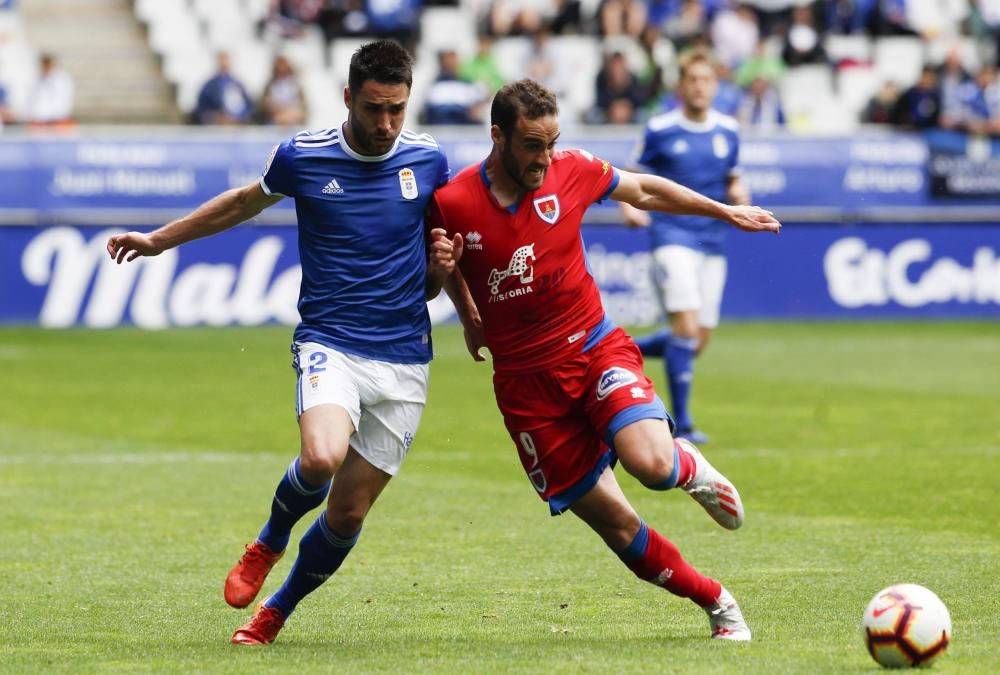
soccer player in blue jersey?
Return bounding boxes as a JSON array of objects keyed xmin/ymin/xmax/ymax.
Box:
[
  {"xmin": 106, "ymin": 40, "xmax": 457, "ymax": 645},
  {"xmin": 620, "ymin": 49, "xmax": 751, "ymax": 445}
]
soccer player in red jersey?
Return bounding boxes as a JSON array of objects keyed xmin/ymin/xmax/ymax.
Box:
[{"xmin": 428, "ymin": 79, "xmax": 781, "ymax": 641}]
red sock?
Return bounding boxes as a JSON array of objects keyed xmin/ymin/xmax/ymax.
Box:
[
  {"xmin": 673, "ymin": 440, "xmax": 697, "ymax": 486},
  {"xmin": 620, "ymin": 523, "xmax": 721, "ymax": 607}
]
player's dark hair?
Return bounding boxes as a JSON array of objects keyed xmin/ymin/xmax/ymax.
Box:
[
  {"xmin": 491, "ymin": 79, "xmax": 559, "ymax": 139},
  {"xmin": 348, "ymin": 40, "xmax": 413, "ymax": 95}
]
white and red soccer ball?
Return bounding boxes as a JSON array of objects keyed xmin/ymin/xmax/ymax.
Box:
[{"xmin": 861, "ymin": 584, "xmax": 952, "ymax": 668}]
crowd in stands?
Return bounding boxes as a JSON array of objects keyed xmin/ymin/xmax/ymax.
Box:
[
  {"xmin": 247, "ymin": 0, "xmax": 1000, "ymax": 134},
  {"xmin": 0, "ymin": 0, "xmax": 999, "ymax": 134}
]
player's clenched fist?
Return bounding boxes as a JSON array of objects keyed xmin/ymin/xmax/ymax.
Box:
[
  {"xmin": 427, "ymin": 227, "xmax": 463, "ymax": 274},
  {"xmin": 106, "ymin": 231, "xmax": 164, "ymax": 264}
]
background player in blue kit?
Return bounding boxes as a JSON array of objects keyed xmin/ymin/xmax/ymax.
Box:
[
  {"xmin": 620, "ymin": 49, "xmax": 751, "ymax": 445},
  {"xmin": 106, "ymin": 40, "xmax": 457, "ymax": 646}
]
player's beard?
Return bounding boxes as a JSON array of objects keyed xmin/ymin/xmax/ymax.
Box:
[
  {"xmin": 502, "ymin": 142, "xmax": 545, "ymax": 191},
  {"xmin": 349, "ymin": 115, "xmax": 395, "ymax": 156}
]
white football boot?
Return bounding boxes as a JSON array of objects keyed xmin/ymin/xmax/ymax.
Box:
[
  {"xmin": 705, "ymin": 586, "xmax": 752, "ymax": 641},
  {"xmin": 677, "ymin": 438, "xmax": 744, "ymax": 530}
]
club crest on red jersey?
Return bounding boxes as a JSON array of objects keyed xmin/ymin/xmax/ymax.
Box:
[{"xmin": 533, "ymin": 194, "xmax": 560, "ymax": 225}]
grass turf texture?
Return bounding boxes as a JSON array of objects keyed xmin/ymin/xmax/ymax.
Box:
[{"xmin": 0, "ymin": 322, "xmax": 997, "ymax": 674}]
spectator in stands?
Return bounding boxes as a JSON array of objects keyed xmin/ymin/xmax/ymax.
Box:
[
  {"xmin": 892, "ymin": 65, "xmax": 941, "ymax": 128},
  {"xmin": 871, "ymin": 0, "xmax": 918, "ymax": 35},
  {"xmin": 522, "ymin": 28, "xmax": 563, "ymax": 95},
  {"xmin": 637, "ymin": 25, "xmax": 669, "ymax": 105},
  {"xmin": 550, "ymin": 0, "xmax": 584, "ymax": 34},
  {"xmin": 591, "ymin": 51, "xmax": 646, "ymax": 123},
  {"xmin": 735, "ymin": 39, "xmax": 786, "ymax": 87},
  {"xmin": 422, "ymin": 49, "xmax": 488, "ymax": 124},
  {"xmin": 194, "ymin": 52, "xmax": 254, "ymax": 126},
  {"xmin": 712, "ymin": 61, "xmax": 743, "ymax": 115},
  {"xmin": 259, "ymin": 55, "xmax": 306, "ymax": 126},
  {"xmin": 977, "ymin": 0, "xmax": 1000, "ymax": 68},
  {"xmin": 264, "ymin": 0, "xmax": 323, "ymax": 39},
  {"xmin": 25, "ymin": 53, "xmax": 74, "ymax": 125},
  {"xmin": 489, "ymin": 0, "xmax": 552, "ymax": 36},
  {"xmin": 0, "ymin": 78, "xmax": 15, "ymax": 129},
  {"xmin": 599, "ymin": 0, "xmax": 648, "ymax": 37},
  {"xmin": 366, "ymin": 0, "xmax": 421, "ymax": 52},
  {"xmin": 958, "ymin": 64, "xmax": 1000, "ymax": 135},
  {"xmin": 782, "ymin": 4, "xmax": 827, "ymax": 67},
  {"xmin": 939, "ymin": 47, "xmax": 971, "ymax": 129},
  {"xmin": 738, "ymin": 75, "xmax": 785, "ymax": 129},
  {"xmin": 861, "ymin": 80, "xmax": 899, "ymax": 123},
  {"xmin": 824, "ymin": 0, "xmax": 879, "ymax": 33},
  {"xmin": 662, "ymin": 0, "xmax": 710, "ymax": 50},
  {"xmin": 711, "ymin": 3, "xmax": 759, "ymax": 68},
  {"xmin": 459, "ymin": 34, "xmax": 506, "ymax": 94}
]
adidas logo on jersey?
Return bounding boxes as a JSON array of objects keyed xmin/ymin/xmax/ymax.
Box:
[{"xmin": 322, "ymin": 178, "xmax": 344, "ymax": 194}]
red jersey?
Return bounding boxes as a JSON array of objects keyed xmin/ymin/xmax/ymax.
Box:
[{"xmin": 429, "ymin": 149, "xmax": 619, "ymax": 374}]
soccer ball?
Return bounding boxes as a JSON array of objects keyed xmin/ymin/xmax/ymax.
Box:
[{"xmin": 861, "ymin": 584, "xmax": 952, "ymax": 668}]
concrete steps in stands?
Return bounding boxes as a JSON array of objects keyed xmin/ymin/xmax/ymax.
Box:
[{"xmin": 19, "ymin": 0, "xmax": 183, "ymax": 123}]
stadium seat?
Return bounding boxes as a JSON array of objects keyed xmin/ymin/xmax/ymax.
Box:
[
  {"xmin": 874, "ymin": 36, "xmax": 924, "ymax": 88},
  {"xmin": 824, "ymin": 34, "xmax": 873, "ymax": 65},
  {"xmin": 492, "ymin": 37, "xmax": 531, "ymax": 82},
  {"xmin": 837, "ymin": 65, "xmax": 881, "ymax": 121},
  {"xmin": 419, "ymin": 7, "xmax": 476, "ymax": 57},
  {"xmin": 779, "ymin": 64, "xmax": 838, "ymax": 132}
]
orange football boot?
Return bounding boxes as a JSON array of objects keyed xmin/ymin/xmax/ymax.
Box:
[
  {"xmin": 231, "ymin": 602, "xmax": 286, "ymax": 645},
  {"xmin": 224, "ymin": 542, "xmax": 284, "ymax": 608}
]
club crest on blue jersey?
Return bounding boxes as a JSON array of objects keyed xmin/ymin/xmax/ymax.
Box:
[
  {"xmin": 533, "ymin": 194, "xmax": 560, "ymax": 225},
  {"xmin": 399, "ymin": 168, "xmax": 418, "ymax": 199},
  {"xmin": 713, "ymin": 133, "xmax": 729, "ymax": 159},
  {"xmin": 596, "ymin": 367, "xmax": 638, "ymax": 400}
]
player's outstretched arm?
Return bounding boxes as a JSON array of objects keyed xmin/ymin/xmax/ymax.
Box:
[
  {"xmin": 106, "ymin": 181, "xmax": 284, "ymax": 264},
  {"xmin": 443, "ymin": 271, "xmax": 486, "ymax": 362},
  {"xmin": 426, "ymin": 228, "xmax": 463, "ymax": 299},
  {"xmin": 611, "ymin": 170, "xmax": 780, "ymax": 235}
]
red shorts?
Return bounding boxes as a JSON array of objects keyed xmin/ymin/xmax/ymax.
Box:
[{"xmin": 492, "ymin": 328, "xmax": 671, "ymax": 515}]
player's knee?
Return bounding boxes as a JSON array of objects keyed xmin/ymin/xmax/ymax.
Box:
[
  {"xmin": 637, "ymin": 451, "xmax": 675, "ymax": 489},
  {"xmin": 621, "ymin": 440, "xmax": 675, "ymax": 487},
  {"xmin": 326, "ymin": 505, "xmax": 367, "ymax": 536},
  {"xmin": 298, "ymin": 451, "xmax": 343, "ymax": 483}
]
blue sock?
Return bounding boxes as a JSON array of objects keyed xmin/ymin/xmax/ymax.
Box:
[
  {"xmin": 257, "ymin": 458, "xmax": 330, "ymax": 553},
  {"xmin": 612, "ymin": 520, "xmax": 649, "ymax": 562},
  {"xmin": 633, "ymin": 329, "xmax": 672, "ymax": 358},
  {"xmin": 666, "ymin": 335, "xmax": 698, "ymax": 431},
  {"xmin": 265, "ymin": 514, "xmax": 359, "ymax": 618}
]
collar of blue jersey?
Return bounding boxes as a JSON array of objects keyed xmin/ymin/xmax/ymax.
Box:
[
  {"xmin": 338, "ymin": 122, "xmax": 401, "ymax": 162},
  {"xmin": 674, "ymin": 109, "xmax": 722, "ymax": 133},
  {"xmin": 479, "ymin": 160, "xmax": 521, "ymax": 214}
]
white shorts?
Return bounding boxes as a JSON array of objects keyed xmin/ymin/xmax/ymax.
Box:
[
  {"xmin": 651, "ymin": 245, "xmax": 728, "ymax": 329},
  {"xmin": 293, "ymin": 342, "xmax": 429, "ymax": 476}
]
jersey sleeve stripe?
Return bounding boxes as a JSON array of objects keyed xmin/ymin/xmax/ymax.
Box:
[{"xmin": 259, "ymin": 176, "xmax": 286, "ymax": 197}]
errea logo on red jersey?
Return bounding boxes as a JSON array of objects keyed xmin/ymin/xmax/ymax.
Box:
[{"xmin": 465, "ymin": 231, "xmax": 483, "ymax": 251}]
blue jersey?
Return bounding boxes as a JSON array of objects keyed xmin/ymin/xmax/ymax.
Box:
[
  {"xmin": 261, "ymin": 126, "xmax": 450, "ymax": 364},
  {"xmin": 631, "ymin": 109, "xmax": 740, "ymax": 255}
]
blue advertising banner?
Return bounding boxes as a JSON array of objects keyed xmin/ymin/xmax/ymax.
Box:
[
  {"xmin": 2, "ymin": 223, "xmax": 997, "ymax": 327},
  {"xmin": 1, "ymin": 130, "xmax": 999, "ymax": 226}
]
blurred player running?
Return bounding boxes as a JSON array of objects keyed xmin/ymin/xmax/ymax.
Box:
[
  {"xmin": 429, "ymin": 79, "xmax": 779, "ymax": 641},
  {"xmin": 621, "ymin": 49, "xmax": 752, "ymax": 445},
  {"xmin": 107, "ymin": 40, "xmax": 458, "ymax": 646}
]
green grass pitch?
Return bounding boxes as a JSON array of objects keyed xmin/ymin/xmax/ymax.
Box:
[{"xmin": 0, "ymin": 322, "xmax": 997, "ymax": 673}]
